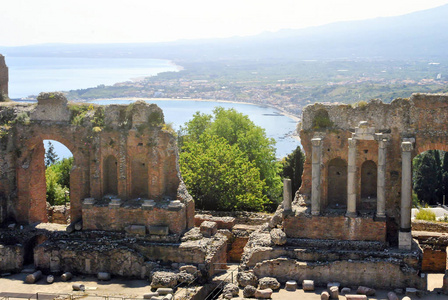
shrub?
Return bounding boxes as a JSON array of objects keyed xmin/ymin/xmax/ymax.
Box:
[{"xmin": 415, "ymin": 208, "xmax": 436, "ymax": 221}]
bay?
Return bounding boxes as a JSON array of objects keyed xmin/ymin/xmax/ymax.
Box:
[
  {"xmin": 89, "ymin": 99, "xmax": 299, "ymax": 158},
  {"xmin": 4, "ymin": 56, "xmax": 298, "ymax": 158},
  {"xmin": 6, "ymin": 57, "xmax": 179, "ymax": 99}
]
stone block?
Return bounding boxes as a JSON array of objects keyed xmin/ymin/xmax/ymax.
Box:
[
  {"xmin": 180, "ymin": 265, "xmax": 198, "ymax": 275},
  {"xmin": 83, "ymin": 198, "xmax": 95, "ymax": 208},
  {"xmin": 25, "ymin": 271, "xmax": 42, "ymax": 284},
  {"xmin": 156, "ymin": 288, "xmax": 174, "ymax": 295},
  {"xmin": 321, "ymin": 291, "xmax": 330, "ymax": 300},
  {"xmin": 345, "ymin": 295, "xmax": 367, "ymax": 300},
  {"xmin": 46, "ymin": 275, "xmax": 54, "ymax": 284},
  {"xmin": 142, "ymin": 200, "xmax": 156, "ymax": 210},
  {"xmin": 61, "ymin": 272, "xmax": 72, "ymax": 281},
  {"xmin": 285, "ymin": 280, "xmax": 297, "ymax": 291},
  {"xmin": 254, "ymin": 288, "xmax": 273, "ymax": 299},
  {"xmin": 143, "ymin": 292, "xmax": 159, "ymax": 299},
  {"xmin": 356, "ymin": 286, "xmax": 375, "ymax": 296},
  {"xmin": 152, "ymin": 272, "xmax": 178, "ymax": 289},
  {"xmin": 72, "ymin": 284, "xmax": 85, "ymax": 291},
  {"xmin": 327, "ymin": 282, "xmax": 340, "ymax": 289},
  {"xmin": 167, "ymin": 200, "xmax": 184, "ymax": 211},
  {"xmin": 341, "ymin": 287, "xmax": 351, "ymax": 295},
  {"xmin": 222, "ymin": 283, "xmax": 239, "ymax": 297},
  {"xmin": 329, "ymin": 286, "xmax": 339, "ymax": 299},
  {"xmin": 243, "ymin": 285, "xmax": 256, "ymax": 298},
  {"xmin": 237, "ymin": 271, "xmax": 258, "ymax": 287},
  {"xmin": 148, "ymin": 225, "xmax": 169, "ymax": 236},
  {"xmin": 259, "ymin": 277, "xmax": 280, "ymax": 290},
  {"xmin": 399, "ymin": 232, "xmax": 412, "ymax": 250},
  {"xmin": 270, "ymin": 228, "xmax": 287, "ymax": 246},
  {"xmin": 109, "ymin": 198, "xmax": 121, "ymax": 209},
  {"xmin": 98, "ymin": 272, "xmax": 111, "ymax": 281},
  {"xmin": 200, "ymin": 221, "xmax": 218, "ymax": 237},
  {"xmin": 125, "ymin": 225, "xmax": 146, "ymax": 235},
  {"xmin": 302, "ymin": 279, "xmax": 315, "ymax": 291},
  {"xmin": 387, "ymin": 291, "xmax": 398, "ymax": 300}
]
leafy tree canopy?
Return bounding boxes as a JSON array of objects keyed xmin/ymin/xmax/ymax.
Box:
[
  {"xmin": 179, "ymin": 107, "xmax": 282, "ymax": 211},
  {"xmin": 180, "ymin": 133, "xmax": 269, "ymax": 211}
]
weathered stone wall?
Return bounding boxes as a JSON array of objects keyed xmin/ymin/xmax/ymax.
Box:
[
  {"xmin": 413, "ymin": 220, "xmax": 448, "ymax": 233},
  {"xmin": 298, "ymin": 93, "xmax": 448, "ymax": 244},
  {"xmin": 0, "ymin": 94, "xmax": 193, "ymax": 235},
  {"xmin": 0, "ymin": 244, "xmax": 23, "ymax": 272},
  {"xmin": 0, "ymin": 55, "xmax": 8, "ymax": 101},
  {"xmin": 283, "ymin": 209, "xmax": 386, "ymax": 242},
  {"xmin": 252, "ymin": 258, "xmax": 426, "ymax": 290},
  {"xmin": 83, "ymin": 204, "xmax": 188, "ymax": 235}
]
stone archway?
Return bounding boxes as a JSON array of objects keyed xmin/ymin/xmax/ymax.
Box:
[
  {"xmin": 16, "ymin": 130, "xmax": 87, "ymax": 224},
  {"xmin": 327, "ymin": 158, "xmax": 347, "ymax": 210}
]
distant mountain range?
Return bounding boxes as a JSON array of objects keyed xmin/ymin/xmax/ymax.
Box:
[{"xmin": 1, "ymin": 4, "xmax": 448, "ymax": 61}]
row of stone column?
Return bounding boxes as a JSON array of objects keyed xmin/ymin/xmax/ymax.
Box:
[
  {"xmin": 310, "ymin": 137, "xmax": 387, "ymax": 217},
  {"xmin": 309, "ymin": 137, "xmax": 412, "ymax": 250}
]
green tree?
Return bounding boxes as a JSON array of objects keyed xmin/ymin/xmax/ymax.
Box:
[
  {"xmin": 413, "ymin": 150, "xmax": 443, "ymax": 205},
  {"xmin": 45, "ymin": 157, "xmax": 73, "ymax": 205},
  {"xmin": 45, "ymin": 141, "xmax": 59, "ymax": 167},
  {"xmin": 281, "ymin": 146, "xmax": 305, "ymax": 196},
  {"xmin": 180, "ymin": 133, "xmax": 269, "ymax": 211},
  {"xmin": 180, "ymin": 107, "xmax": 282, "ymax": 203}
]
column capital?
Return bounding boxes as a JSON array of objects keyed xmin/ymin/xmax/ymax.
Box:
[
  {"xmin": 348, "ymin": 138, "xmax": 357, "ymax": 148},
  {"xmin": 311, "ymin": 138, "xmax": 322, "ymax": 147},
  {"xmin": 401, "ymin": 141, "xmax": 414, "ymax": 152},
  {"xmin": 378, "ymin": 138, "xmax": 388, "ymax": 149}
]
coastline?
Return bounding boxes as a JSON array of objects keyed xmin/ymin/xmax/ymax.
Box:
[{"xmin": 89, "ymin": 97, "xmax": 301, "ymax": 122}]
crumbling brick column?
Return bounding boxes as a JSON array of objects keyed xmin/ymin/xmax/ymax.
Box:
[
  {"xmin": 346, "ymin": 138, "xmax": 357, "ymax": 217},
  {"xmin": 399, "ymin": 141, "xmax": 413, "ymax": 250},
  {"xmin": 311, "ymin": 138, "xmax": 322, "ymax": 215},
  {"xmin": 376, "ymin": 139, "xmax": 387, "ymax": 218}
]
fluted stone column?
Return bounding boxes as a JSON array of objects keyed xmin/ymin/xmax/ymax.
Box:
[
  {"xmin": 399, "ymin": 141, "xmax": 413, "ymax": 250},
  {"xmin": 311, "ymin": 138, "xmax": 322, "ymax": 215},
  {"xmin": 283, "ymin": 178, "xmax": 292, "ymax": 212},
  {"xmin": 346, "ymin": 138, "xmax": 357, "ymax": 217},
  {"xmin": 376, "ymin": 139, "xmax": 387, "ymax": 218}
]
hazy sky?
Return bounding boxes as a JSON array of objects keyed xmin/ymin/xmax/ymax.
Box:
[{"xmin": 1, "ymin": 0, "xmax": 448, "ymax": 46}]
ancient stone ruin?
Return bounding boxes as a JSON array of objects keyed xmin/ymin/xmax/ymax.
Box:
[
  {"xmin": 241, "ymin": 94, "xmax": 448, "ymax": 290},
  {"xmin": 0, "ymin": 54, "xmax": 8, "ymax": 102},
  {"xmin": 0, "ymin": 92, "xmax": 227, "ymax": 280}
]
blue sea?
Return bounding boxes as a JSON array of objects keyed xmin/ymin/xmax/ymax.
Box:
[{"xmin": 5, "ymin": 56, "xmax": 299, "ymax": 158}]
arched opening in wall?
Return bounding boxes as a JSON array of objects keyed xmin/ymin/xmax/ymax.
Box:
[
  {"xmin": 23, "ymin": 235, "xmax": 47, "ymax": 266},
  {"xmin": 44, "ymin": 140, "xmax": 73, "ymax": 224},
  {"xmin": 412, "ymin": 150, "xmax": 448, "ymax": 213},
  {"xmin": 327, "ymin": 158, "xmax": 347, "ymax": 211},
  {"xmin": 131, "ymin": 157, "xmax": 148, "ymax": 199},
  {"xmin": 103, "ymin": 155, "xmax": 118, "ymax": 196},
  {"xmin": 360, "ymin": 160, "xmax": 377, "ymax": 212}
]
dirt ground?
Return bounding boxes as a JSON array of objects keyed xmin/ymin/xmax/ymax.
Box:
[{"xmin": 0, "ymin": 272, "xmax": 446, "ymax": 299}]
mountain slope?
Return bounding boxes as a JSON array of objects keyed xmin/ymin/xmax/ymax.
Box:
[{"xmin": 1, "ymin": 4, "xmax": 448, "ymax": 61}]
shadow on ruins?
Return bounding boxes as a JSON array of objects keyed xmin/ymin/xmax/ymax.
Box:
[{"xmin": 1, "ymin": 54, "xmax": 448, "ymax": 297}]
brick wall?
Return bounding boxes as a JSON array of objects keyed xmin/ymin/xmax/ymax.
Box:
[
  {"xmin": 83, "ymin": 205, "xmax": 187, "ymax": 234},
  {"xmin": 284, "ymin": 214, "xmax": 386, "ymax": 242},
  {"xmin": 421, "ymin": 247, "xmax": 447, "ymax": 273}
]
